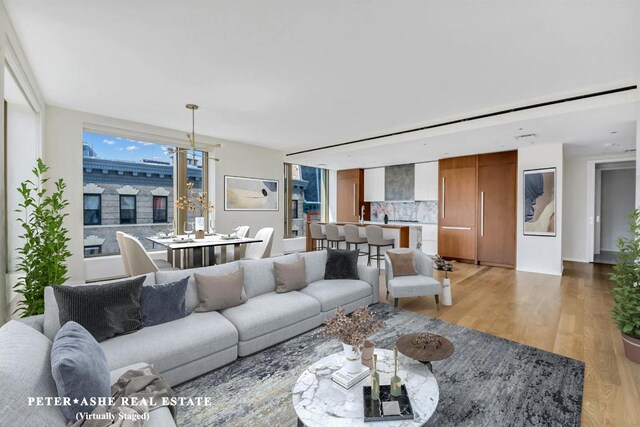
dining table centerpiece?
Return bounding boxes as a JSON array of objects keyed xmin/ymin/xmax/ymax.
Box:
[
  {"xmin": 321, "ymin": 306, "xmax": 383, "ymax": 373},
  {"xmin": 176, "ymin": 181, "xmax": 214, "ymax": 239}
]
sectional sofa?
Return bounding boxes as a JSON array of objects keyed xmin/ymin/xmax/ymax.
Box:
[{"xmin": 4, "ymin": 250, "xmax": 379, "ymax": 426}]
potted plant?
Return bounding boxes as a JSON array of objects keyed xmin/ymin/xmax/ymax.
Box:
[
  {"xmin": 14, "ymin": 158, "xmax": 71, "ymax": 317},
  {"xmin": 609, "ymin": 209, "xmax": 640, "ymax": 364},
  {"xmin": 321, "ymin": 306, "xmax": 383, "ymax": 373},
  {"xmin": 176, "ymin": 181, "xmax": 214, "ymax": 239}
]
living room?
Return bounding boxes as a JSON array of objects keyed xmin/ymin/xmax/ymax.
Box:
[{"xmin": 1, "ymin": 1, "xmax": 639, "ymax": 426}]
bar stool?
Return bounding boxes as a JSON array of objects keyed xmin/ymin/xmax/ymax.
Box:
[
  {"xmin": 309, "ymin": 223, "xmax": 327, "ymax": 251},
  {"xmin": 366, "ymin": 225, "xmax": 395, "ymax": 270},
  {"xmin": 344, "ymin": 224, "xmax": 368, "ymax": 258},
  {"xmin": 325, "ymin": 223, "xmax": 346, "ymax": 249}
]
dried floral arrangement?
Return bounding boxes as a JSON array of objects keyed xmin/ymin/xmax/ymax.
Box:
[
  {"xmin": 176, "ymin": 181, "xmax": 214, "ymax": 216},
  {"xmin": 321, "ymin": 306, "xmax": 383, "ymax": 351},
  {"xmin": 432, "ymin": 255, "xmax": 453, "ymax": 272},
  {"xmin": 411, "ymin": 333, "xmax": 442, "ymax": 350}
]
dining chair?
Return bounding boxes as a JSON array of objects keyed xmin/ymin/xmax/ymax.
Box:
[
  {"xmin": 309, "ymin": 223, "xmax": 327, "ymax": 251},
  {"xmin": 344, "ymin": 224, "xmax": 368, "ymax": 258},
  {"xmin": 220, "ymin": 225, "xmax": 251, "ymax": 261},
  {"xmin": 121, "ymin": 233, "xmax": 175, "ymax": 276},
  {"xmin": 115, "ymin": 231, "xmax": 131, "ymax": 276},
  {"xmin": 244, "ymin": 227, "xmax": 274, "ymax": 260},
  {"xmin": 366, "ymin": 225, "xmax": 395, "ymax": 270}
]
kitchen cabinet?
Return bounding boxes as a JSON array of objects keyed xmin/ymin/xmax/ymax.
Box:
[
  {"xmin": 337, "ymin": 169, "xmax": 366, "ymax": 222},
  {"xmin": 414, "ymin": 162, "xmax": 438, "ymax": 201},
  {"xmin": 364, "ymin": 168, "xmax": 385, "ymax": 201}
]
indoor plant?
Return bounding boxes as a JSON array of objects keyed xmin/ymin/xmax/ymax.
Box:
[
  {"xmin": 14, "ymin": 158, "xmax": 71, "ymax": 317},
  {"xmin": 321, "ymin": 306, "xmax": 383, "ymax": 373},
  {"xmin": 609, "ymin": 208, "xmax": 640, "ymax": 363}
]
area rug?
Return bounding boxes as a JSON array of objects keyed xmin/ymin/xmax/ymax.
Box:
[{"xmin": 174, "ymin": 304, "xmax": 584, "ymax": 426}]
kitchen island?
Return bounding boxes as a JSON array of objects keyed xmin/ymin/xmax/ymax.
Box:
[{"xmin": 305, "ymin": 222, "xmax": 422, "ymax": 252}]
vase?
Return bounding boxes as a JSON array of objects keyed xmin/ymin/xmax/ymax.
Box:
[
  {"xmin": 342, "ymin": 342, "xmax": 362, "ymax": 374},
  {"xmin": 384, "ymin": 214, "xmax": 389, "ymax": 224},
  {"xmin": 361, "ymin": 340, "xmax": 375, "ymax": 368},
  {"xmin": 195, "ymin": 216, "xmax": 205, "ymax": 239},
  {"xmin": 621, "ymin": 332, "xmax": 640, "ymax": 364}
]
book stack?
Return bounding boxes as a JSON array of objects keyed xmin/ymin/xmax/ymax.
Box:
[{"xmin": 331, "ymin": 365, "xmax": 371, "ymax": 389}]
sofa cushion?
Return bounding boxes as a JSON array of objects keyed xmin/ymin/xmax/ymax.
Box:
[
  {"xmin": 388, "ymin": 275, "xmax": 441, "ymax": 298},
  {"xmin": 194, "ymin": 269, "xmax": 247, "ymax": 312},
  {"xmin": 274, "ymin": 258, "xmax": 307, "ymax": 293},
  {"xmin": 0, "ymin": 321, "xmax": 67, "ymax": 425},
  {"xmin": 325, "ymin": 248, "xmax": 359, "ymax": 280},
  {"xmin": 51, "ymin": 321, "xmax": 111, "ymax": 422},
  {"xmin": 99, "ymin": 311, "xmax": 238, "ymax": 373},
  {"xmin": 141, "ymin": 277, "xmax": 190, "ymax": 327},
  {"xmin": 53, "ymin": 276, "xmax": 145, "ymax": 342},
  {"xmin": 239, "ymin": 254, "xmax": 299, "ymax": 298},
  {"xmin": 44, "ymin": 273, "xmax": 155, "ymax": 341},
  {"xmin": 155, "ymin": 262, "xmax": 240, "ymax": 312},
  {"xmin": 387, "ymin": 251, "xmax": 418, "ymax": 277},
  {"xmin": 300, "ymin": 279, "xmax": 373, "ymax": 312},
  {"xmin": 220, "ymin": 291, "xmax": 321, "ymax": 341},
  {"xmin": 297, "ymin": 250, "xmax": 327, "ymax": 283}
]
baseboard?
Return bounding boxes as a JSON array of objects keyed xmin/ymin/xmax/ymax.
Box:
[{"xmin": 563, "ymin": 258, "xmax": 589, "ymax": 263}]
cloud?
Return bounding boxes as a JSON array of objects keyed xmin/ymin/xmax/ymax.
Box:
[
  {"xmin": 126, "ymin": 146, "xmax": 139, "ymax": 152},
  {"xmin": 116, "ymin": 137, "xmax": 122, "ymax": 140},
  {"xmin": 102, "ymin": 139, "xmax": 116, "ymax": 145},
  {"xmin": 137, "ymin": 141, "xmax": 154, "ymax": 146},
  {"xmin": 117, "ymin": 147, "xmax": 124, "ymax": 151}
]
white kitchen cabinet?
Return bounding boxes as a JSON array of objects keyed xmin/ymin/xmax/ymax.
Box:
[
  {"xmin": 414, "ymin": 162, "xmax": 438, "ymax": 201},
  {"xmin": 364, "ymin": 167, "xmax": 385, "ymax": 201}
]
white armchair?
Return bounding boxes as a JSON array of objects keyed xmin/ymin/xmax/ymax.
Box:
[{"xmin": 385, "ymin": 249, "xmax": 441, "ymax": 309}]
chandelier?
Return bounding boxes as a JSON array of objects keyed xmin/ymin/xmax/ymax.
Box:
[{"xmin": 186, "ymin": 103, "xmax": 220, "ymax": 162}]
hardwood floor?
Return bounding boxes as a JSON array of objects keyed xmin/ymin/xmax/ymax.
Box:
[{"xmin": 378, "ymin": 261, "xmax": 640, "ymax": 426}]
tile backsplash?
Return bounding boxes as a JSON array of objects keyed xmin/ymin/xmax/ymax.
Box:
[{"xmin": 370, "ymin": 201, "xmax": 438, "ymax": 224}]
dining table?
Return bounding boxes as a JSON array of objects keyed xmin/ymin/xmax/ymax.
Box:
[{"xmin": 146, "ymin": 234, "xmax": 263, "ymax": 269}]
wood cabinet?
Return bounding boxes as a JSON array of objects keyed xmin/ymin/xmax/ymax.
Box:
[
  {"xmin": 437, "ymin": 152, "xmax": 517, "ymax": 267},
  {"xmin": 337, "ymin": 169, "xmax": 366, "ymax": 222},
  {"xmin": 414, "ymin": 162, "xmax": 438, "ymax": 201},
  {"xmin": 364, "ymin": 168, "xmax": 385, "ymax": 201}
]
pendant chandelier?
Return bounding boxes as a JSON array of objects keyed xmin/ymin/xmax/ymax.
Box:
[{"xmin": 186, "ymin": 103, "xmax": 220, "ymax": 162}]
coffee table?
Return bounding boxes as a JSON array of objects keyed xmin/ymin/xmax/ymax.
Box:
[{"xmin": 292, "ymin": 349, "xmax": 439, "ymax": 426}]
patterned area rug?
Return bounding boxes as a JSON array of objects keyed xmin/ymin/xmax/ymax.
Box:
[{"xmin": 174, "ymin": 304, "xmax": 584, "ymax": 426}]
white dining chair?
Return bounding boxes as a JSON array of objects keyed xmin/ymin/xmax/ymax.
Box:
[
  {"xmin": 121, "ymin": 233, "xmax": 175, "ymax": 276},
  {"xmin": 116, "ymin": 231, "xmax": 131, "ymax": 276},
  {"xmin": 243, "ymin": 227, "xmax": 274, "ymax": 260}
]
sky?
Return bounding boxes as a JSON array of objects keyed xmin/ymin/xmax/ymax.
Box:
[{"xmin": 83, "ymin": 131, "xmax": 174, "ymax": 163}]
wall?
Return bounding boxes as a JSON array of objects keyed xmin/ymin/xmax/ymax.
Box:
[
  {"xmin": 600, "ymin": 168, "xmax": 636, "ymax": 251},
  {"xmin": 562, "ymin": 152, "xmax": 635, "ymax": 262},
  {"xmin": 44, "ymin": 106, "xmax": 285, "ymax": 283},
  {"xmin": 516, "ymin": 143, "xmax": 564, "ymax": 275}
]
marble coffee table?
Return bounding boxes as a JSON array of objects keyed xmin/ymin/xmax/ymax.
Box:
[{"xmin": 292, "ymin": 349, "xmax": 439, "ymax": 426}]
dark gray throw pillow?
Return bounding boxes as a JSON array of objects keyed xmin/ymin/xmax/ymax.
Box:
[
  {"xmin": 325, "ymin": 248, "xmax": 359, "ymax": 280},
  {"xmin": 140, "ymin": 277, "xmax": 190, "ymax": 327},
  {"xmin": 51, "ymin": 321, "xmax": 111, "ymax": 423},
  {"xmin": 53, "ymin": 276, "xmax": 145, "ymax": 342}
]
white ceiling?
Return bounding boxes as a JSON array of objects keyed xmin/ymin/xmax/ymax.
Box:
[{"xmin": 5, "ymin": 0, "xmax": 640, "ymax": 155}]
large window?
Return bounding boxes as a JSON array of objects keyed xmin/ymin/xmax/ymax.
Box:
[
  {"xmin": 153, "ymin": 196, "xmax": 168, "ymax": 223},
  {"xmin": 83, "ymin": 194, "xmax": 101, "ymax": 225},
  {"xmin": 119, "ymin": 195, "xmax": 137, "ymax": 224},
  {"xmin": 284, "ymin": 164, "xmax": 328, "ymax": 237},
  {"xmin": 82, "ymin": 130, "xmax": 208, "ymax": 257}
]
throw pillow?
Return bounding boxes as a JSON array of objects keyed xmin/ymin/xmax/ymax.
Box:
[
  {"xmin": 387, "ymin": 251, "xmax": 418, "ymax": 277},
  {"xmin": 53, "ymin": 276, "xmax": 145, "ymax": 342},
  {"xmin": 51, "ymin": 321, "xmax": 111, "ymax": 423},
  {"xmin": 194, "ymin": 268, "xmax": 247, "ymax": 312},
  {"xmin": 274, "ymin": 258, "xmax": 307, "ymax": 293},
  {"xmin": 140, "ymin": 277, "xmax": 190, "ymax": 327},
  {"xmin": 325, "ymin": 248, "xmax": 359, "ymax": 280}
]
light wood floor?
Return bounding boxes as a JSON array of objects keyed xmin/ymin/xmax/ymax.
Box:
[{"xmin": 378, "ymin": 261, "xmax": 640, "ymax": 426}]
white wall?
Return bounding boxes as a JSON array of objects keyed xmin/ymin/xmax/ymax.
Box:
[
  {"xmin": 562, "ymin": 152, "xmax": 635, "ymax": 262},
  {"xmin": 516, "ymin": 143, "xmax": 564, "ymax": 275},
  {"xmin": 44, "ymin": 106, "xmax": 285, "ymax": 283},
  {"xmin": 600, "ymin": 168, "xmax": 636, "ymax": 251}
]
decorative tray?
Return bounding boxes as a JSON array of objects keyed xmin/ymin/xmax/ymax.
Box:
[{"xmin": 363, "ymin": 384, "xmax": 414, "ymax": 422}]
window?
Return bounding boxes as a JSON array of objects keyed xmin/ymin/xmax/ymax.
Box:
[
  {"xmin": 83, "ymin": 194, "xmax": 101, "ymax": 225},
  {"xmin": 284, "ymin": 164, "xmax": 328, "ymax": 237},
  {"xmin": 153, "ymin": 196, "xmax": 168, "ymax": 223},
  {"xmin": 119, "ymin": 195, "xmax": 137, "ymax": 224},
  {"xmin": 291, "ymin": 200, "xmax": 299, "ymax": 219},
  {"xmin": 84, "ymin": 245, "xmax": 102, "ymax": 256}
]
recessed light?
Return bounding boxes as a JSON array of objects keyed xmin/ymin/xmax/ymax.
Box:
[
  {"xmin": 611, "ymin": 131, "xmax": 618, "ymax": 134},
  {"xmin": 317, "ymin": 163, "xmax": 327, "ymax": 167},
  {"xmin": 443, "ymin": 152, "xmax": 449, "ymax": 156},
  {"xmin": 604, "ymin": 143, "xmax": 617, "ymax": 148}
]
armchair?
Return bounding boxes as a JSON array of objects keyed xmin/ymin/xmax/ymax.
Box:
[{"xmin": 384, "ymin": 249, "xmax": 441, "ymax": 308}]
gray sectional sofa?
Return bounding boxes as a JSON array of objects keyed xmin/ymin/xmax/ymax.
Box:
[{"xmin": 5, "ymin": 250, "xmax": 378, "ymax": 426}]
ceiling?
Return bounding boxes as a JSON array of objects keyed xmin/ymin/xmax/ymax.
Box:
[{"xmin": 5, "ymin": 0, "xmax": 640, "ymax": 155}]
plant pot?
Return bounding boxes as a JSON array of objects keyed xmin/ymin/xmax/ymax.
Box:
[
  {"xmin": 361, "ymin": 340, "xmax": 375, "ymax": 368},
  {"xmin": 621, "ymin": 332, "xmax": 640, "ymax": 364},
  {"xmin": 342, "ymin": 342, "xmax": 362, "ymax": 374}
]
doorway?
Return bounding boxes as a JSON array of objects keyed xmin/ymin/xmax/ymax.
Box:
[{"xmin": 590, "ymin": 160, "xmax": 636, "ymax": 264}]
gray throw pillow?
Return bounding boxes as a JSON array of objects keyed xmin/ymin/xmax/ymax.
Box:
[
  {"xmin": 325, "ymin": 248, "xmax": 359, "ymax": 280},
  {"xmin": 51, "ymin": 321, "xmax": 111, "ymax": 423},
  {"xmin": 194, "ymin": 268, "xmax": 247, "ymax": 312},
  {"xmin": 274, "ymin": 258, "xmax": 307, "ymax": 293},
  {"xmin": 140, "ymin": 277, "xmax": 190, "ymax": 327},
  {"xmin": 53, "ymin": 276, "xmax": 145, "ymax": 342}
]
